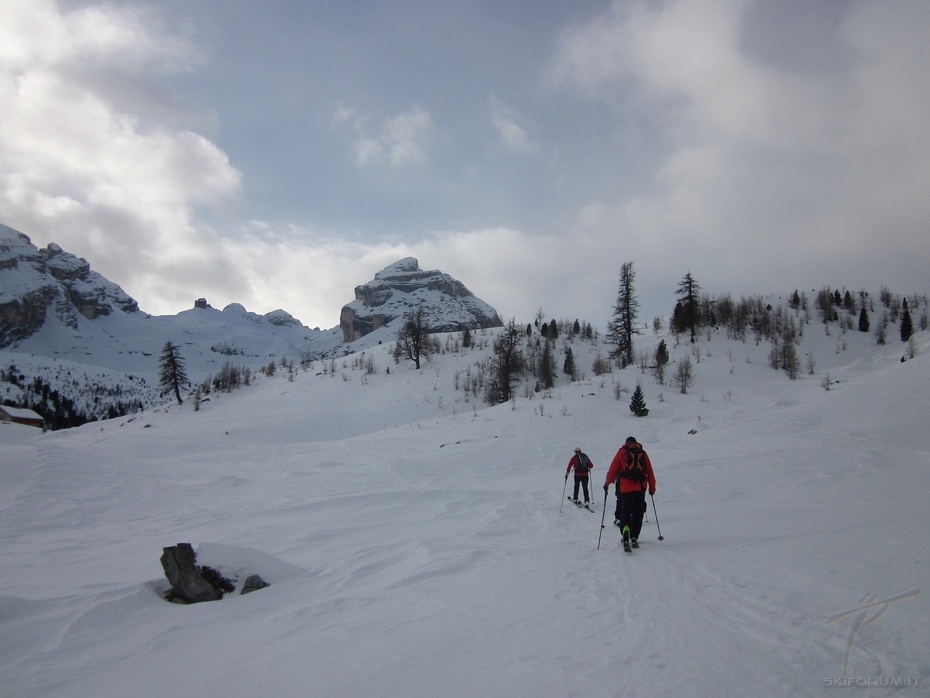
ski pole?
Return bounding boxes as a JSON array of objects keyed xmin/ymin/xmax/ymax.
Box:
[
  {"xmin": 559, "ymin": 474, "xmax": 568, "ymax": 512},
  {"xmin": 597, "ymin": 490, "xmax": 608, "ymax": 549},
  {"xmin": 650, "ymin": 494, "xmax": 664, "ymax": 541}
]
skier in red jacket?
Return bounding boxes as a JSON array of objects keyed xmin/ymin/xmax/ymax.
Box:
[
  {"xmin": 565, "ymin": 447, "xmax": 593, "ymax": 506},
  {"xmin": 604, "ymin": 436, "xmax": 656, "ymax": 550}
]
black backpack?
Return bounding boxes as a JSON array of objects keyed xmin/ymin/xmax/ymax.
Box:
[
  {"xmin": 575, "ymin": 453, "xmax": 590, "ymax": 475},
  {"xmin": 620, "ymin": 445, "xmax": 647, "ymax": 482}
]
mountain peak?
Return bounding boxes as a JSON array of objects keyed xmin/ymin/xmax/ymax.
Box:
[
  {"xmin": 1, "ymin": 224, "xmax": 139, "ymax": 347},
  {"xmin": 339, "ymin": 258, "xmax": 502, "ymax": 343},
  {"xmin": 376, "ymin": 257, "xmax": 420, "ymax": 277}
]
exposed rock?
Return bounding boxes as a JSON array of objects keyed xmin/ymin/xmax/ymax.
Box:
[
  {"xmin": 340, "ymin": 257, "xmax": 502, "ymax": 343},
  {"xmin": 160, "ymin": 543, "xmax": 225, "ymax": 604},
  {"xmin": 263, "ymin": 309, "xmax": 301, "ymax": 328},
  {"xmin": 241, "ymin": 574, "xmax": 270, "ymax": 595},
  {"xmin": 160, "ymin": 543, "xmax": 272, "ymax": 603},
  {"xmin": 0, "ymin": 224, "xmax": 139, "ymax": 348}
]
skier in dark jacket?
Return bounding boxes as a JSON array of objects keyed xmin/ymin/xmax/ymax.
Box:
[
  {"xmin": 565, "ymin": 447, "xmax": 594, "ymax": 506},
  {"xmin": 604, "ymin": 436, "xmax": 656, "ymax": 550}
]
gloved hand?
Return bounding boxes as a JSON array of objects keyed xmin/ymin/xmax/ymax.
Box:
[
  {"xmin": 603, "ymin": 485, "xmax": 609, "ymax": 494},
  {"xmin": 564, "ymin": 474, "xmax": 568, "ymax": 481},
  {"xmin": 649, "ymin": 488, "xmax": 656, "ymax": 496}
]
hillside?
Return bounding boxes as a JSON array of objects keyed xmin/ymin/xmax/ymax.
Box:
[
  {"xmin": 2, "ymin": 225, "xmax": 505, "ymax": 426},
  {"xmin": 1, "ymin": 317, "xmax": 928, "ymax": 697}
]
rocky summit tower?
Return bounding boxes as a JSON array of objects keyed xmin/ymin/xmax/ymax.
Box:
[{"xmin": 339, "ymin": 258, "xmax": 502, "ymax": 343}]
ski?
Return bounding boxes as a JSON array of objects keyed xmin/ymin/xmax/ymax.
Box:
[{"xmin": 567, "ymin": 497, "xmax": 595, "ymax": 512}]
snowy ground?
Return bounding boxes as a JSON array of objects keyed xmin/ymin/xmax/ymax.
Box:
[{"xmin": 2, "ymin": 324, "xmax": 928, "ymax": 697}]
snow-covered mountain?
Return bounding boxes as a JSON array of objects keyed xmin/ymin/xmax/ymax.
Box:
[
  {"xmin": 1, "ymin": 308, "xmax": 927, "ymax": 697},
  {"xmin": 0, "ymin": 224, "xmax": 343, "ymax": 367},
  {"xmin": 339, "ymin": 257, "xmax": 502, "ymax": 342},
  {"xmin": 0, "ymin": 223, "xmax": 139, "ymax": 347},
  {"xmin": 0, "ymin": 224, "xmax": 502, "ymax": 424}
]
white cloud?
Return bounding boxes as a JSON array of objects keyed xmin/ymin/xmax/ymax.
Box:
[
  {"xmin": 205, "ymin": 222, "xmax": 606, "ymax": 330},
  {"xmin": 489, "ymin": 99, "xmax": 537, "ymax": 154},
  {"xmin": 549, "ymin": 0, "xmax": 930, "ymax": 301},
  {"xmin": 0, "ymin": 0, "xmax": 241, "ymax": 312},
  {"xmin": 383, "ymin": 108, "xmax": 431, "ymax": 166},
  {"xmin": 333, "ymin": 105, "xmax": 432, "ymax": 168}
]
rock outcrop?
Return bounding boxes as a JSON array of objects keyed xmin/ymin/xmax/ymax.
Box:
[
  {"xmin": 0, "ymin": 224, "xmax": 139, "ymax": 348},
  {"xmin": 160, "ymin": 543, "xmax": 271, "ymax": 604},
  {"xmin": 339, "ymin": 258, "xmax": 502, "ymax": 343}
]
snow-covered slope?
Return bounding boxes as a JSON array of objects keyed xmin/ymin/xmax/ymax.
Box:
[
  {"xmin": 2, "ymin": 225, "xmax": 508, "ymax": 424},
  {"xmin": 1, "ymin": 321, "xmax": 928, "ymax": 697}
]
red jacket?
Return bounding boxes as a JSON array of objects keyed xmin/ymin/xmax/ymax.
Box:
[
  {"xmin": 604, "ymin": 443, "xmax": 656, "ymax": 495},
  {"xmin": 566, "ymin": 453, "xmax": 593, "ymax": 478}
]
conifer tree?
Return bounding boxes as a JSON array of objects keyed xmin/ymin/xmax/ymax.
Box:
[
  {"xmin": 607, "ymin": 261, "xmax": 640, "ymax": 366},
  {"xmin": 629, "ymin": 384, "xmax": 648, "ymax": 417},
  {"xmin": 674, "ymin": 272, "xmax": 701, "ymax": 342},
  {"xmin": 900, "ymin": 308, "xmax": 913, "ymax": 342},
  {"xmin": 655, "ymin": 340, "xmax": 669, "ymax": 366},
  {"xmin": 158, "ymin": 341, "xmax": 188, "ymax": 405},
  {"xmin": 653, "ymin": 339, "xmax": 670, "ymax": 385},
  {"xmin": 858, "ymin": 306, "xmax": 870, "ymax": 333},
  {"xmin": 563, "ymin": 346, "xmax": 576, "ymax": 379}
]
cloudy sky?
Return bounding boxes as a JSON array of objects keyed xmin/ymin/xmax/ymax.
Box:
[{"xmin": 2, "ymin": 0, "xmax": 928, "ymax": 330}]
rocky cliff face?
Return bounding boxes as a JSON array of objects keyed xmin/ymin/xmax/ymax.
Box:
[
  {"xmin": 1, "ymin": 225, "xmax": 141, "ymax": 347},
  {"xmin": 339, "ymin": 257, "xmax": 502, "ymax": 343}
]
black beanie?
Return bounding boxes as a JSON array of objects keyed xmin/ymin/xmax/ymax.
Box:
[{"xmin": 625, "ymin": 436, "xmax": 637, "ymax": 444}]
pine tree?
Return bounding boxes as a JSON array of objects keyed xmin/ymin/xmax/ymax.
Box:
[
  {"xmin": 858, "ymin": 306, "xmax": 870, "ymax": 333},
  {"xmin": 655, "ymin": 340, "xmax": 669, "ymax": 366},
  {"xmin": 607, "ymin": 261, "xmax": 640, "ymax": 367},
  {"xmin": 843, "ymin": 290, "xmax": 856, "ymax": 312},
  {"xmin": 654, "ymin": 339, "xmax": 670, "ymax": 385},
  {"xmin": 900, "ymin": 308, "xmax": 913, "ymax": 342},
  {"xmin": 158, "ymin": 341, "xmax": 188, "ymax": 405},
  {"xmin": 674, "ymin": 272, "xmax": 701, "ymax": 342},
  {"xmin": 563, "ymin": 346, "xmax": 576, "ymax": 379},
  {"xmin": 629, "ymin": 384, "xmax": 648, "ymax": 417}
]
